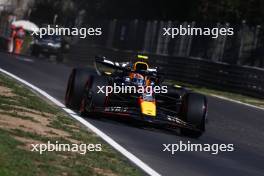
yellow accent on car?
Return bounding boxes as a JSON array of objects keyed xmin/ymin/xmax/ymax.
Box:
[
  {"xmin": 133, "ymin": 61, "xmax": 149, "ymax": 71},
  {"xmin": 174, "ymin": 84, "xmax": 182, "ymax": 88},
  {"xmin": 137, "ymin": 55, "xmax": 149, "ymax": 60},
  {"xmin": 104, "ymin": 71, "xmax": 112, "ymax": 75},
  {"xmin": 140, "ymin": 101, "xmax": 156, "ymax": 117}
]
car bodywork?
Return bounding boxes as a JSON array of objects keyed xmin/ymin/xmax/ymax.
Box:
[{"xmin": 65, "ymin": 55, "xmax": 208, "ymax": 137}]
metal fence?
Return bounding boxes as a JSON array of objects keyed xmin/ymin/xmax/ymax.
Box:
[{"xmin": 149, "ymin": 54, "xmax": 264, "ymax": 98}]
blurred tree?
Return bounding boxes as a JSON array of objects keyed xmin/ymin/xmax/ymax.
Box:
[
  {"xmin": 28, "ymin": 0, "xmax": 76, "ymax": 26},
  {"xmin": 197, "ymin": 0, "xmax": 264, "ymax": 24},
  {"xmin": 28, "ymin": 0, "xmax": 264, "ymax": 25}
]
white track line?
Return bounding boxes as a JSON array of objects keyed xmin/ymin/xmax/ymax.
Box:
[
  {"xmin": 0, "ymin": 67, "xmax": 161, "ymax": 176},
  {"xmin": 209, "ymin": 94, "xmax": 264, "ymax": 111}
]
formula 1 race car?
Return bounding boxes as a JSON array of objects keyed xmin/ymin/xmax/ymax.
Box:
[{"xmin": 65, "ymin": 55, "xmax": 207, "ymax": 138}]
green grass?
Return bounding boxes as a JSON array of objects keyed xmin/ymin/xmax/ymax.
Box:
[
  {"xmin": 0, "ymin": 73, "xmax": 143, "ymax": 176},
  {"xmin": 167, "ymin": 80, "xmax": 264, "ymax": 108}
]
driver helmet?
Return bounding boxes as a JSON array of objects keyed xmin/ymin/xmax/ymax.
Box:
[{"xmin": 130, "ymin": 73, "xmax": 145, "ymax": 86}]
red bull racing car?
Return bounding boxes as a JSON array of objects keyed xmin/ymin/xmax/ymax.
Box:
[{"xmin": 65, "ymin": 55, "xmax": 208, "ymax": 138}]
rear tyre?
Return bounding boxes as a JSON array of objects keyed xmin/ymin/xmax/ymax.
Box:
[
  {"xmin": 180, "ymin": 93, "xmax": 207, "ymax": 138},
  {"xmin": 65, "ymin": 68, "xmax": 91, "ymax": 110}
]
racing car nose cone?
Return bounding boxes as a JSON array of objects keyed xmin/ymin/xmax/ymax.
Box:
[{"xmin": 140, "ymin": 101, "xmax": 156, "ymax": 117}]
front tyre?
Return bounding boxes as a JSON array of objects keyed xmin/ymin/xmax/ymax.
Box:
[
  {"xmin": 65, "ymin": 68, "xmax": 91, "ymax": 110},
  {"xmin": 80, "ymin": 76, "xmax": 109, "ymax": 115},
  {"xmin": 180, "ymin": 93, "xmax": 207, "ymax": 138}
]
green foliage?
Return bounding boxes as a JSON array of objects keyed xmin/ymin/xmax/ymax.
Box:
[{"xmin": 0, "ymin": 73, "xmax": 143, "ymax": 176}]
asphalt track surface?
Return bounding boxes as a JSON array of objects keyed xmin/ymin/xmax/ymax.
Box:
[{"xmin": 0, "ymin": 52, "xmax": 264, "ymax": 176}]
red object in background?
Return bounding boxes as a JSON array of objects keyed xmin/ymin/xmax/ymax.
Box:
[
  {"xmin": 14, "ymin": 38, "xmax": 23, "ymax": 54},
  {"xmin": 13, "ymin": 27, "xmax": 25, "ymax": 54}
]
